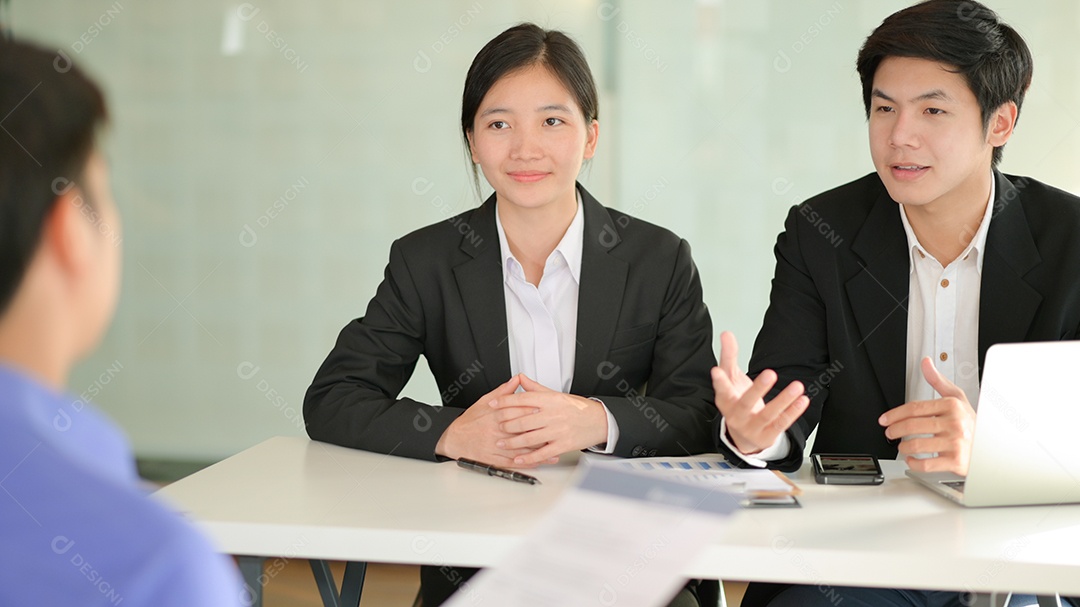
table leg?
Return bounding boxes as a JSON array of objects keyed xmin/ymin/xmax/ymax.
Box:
[
  {"xmin": 340, "ymin": 561, "xmax": 368, "ymax": 607},
  {"xmin": 310, "ymin": 559, "xmax": 368, "ymax": 607},
  {"xmin": 237, "ymin": 555, "xmax": 265, "ymax": 607}
]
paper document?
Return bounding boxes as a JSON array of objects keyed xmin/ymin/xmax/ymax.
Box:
[
  {"xmin": 442, "ymin": 465, "xmax": 739, "ymax": 607},
  {"xmin": 583, "ymin": 454, "xmax": 800, "ymax": 498}
]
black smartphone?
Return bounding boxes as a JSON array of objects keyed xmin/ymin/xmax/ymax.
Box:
[{"xmin": 811, "ymin": 454, "xmax": 884, "ymax": 485}]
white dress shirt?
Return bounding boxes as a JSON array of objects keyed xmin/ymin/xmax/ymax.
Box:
[
  {"xmin": 494, "ymin": 195, "xmax": 619, "ymax": 453},
  {"xmin": 726, "ymin": 174, "xmax": 995, "ymax": 466},
  {"xmin": 901, "ymin": 175, "xmax": 994, "ymax": 409},
  {"xmin": 897, "ymin": 176, "xmax": 993, "ymax": 459}
]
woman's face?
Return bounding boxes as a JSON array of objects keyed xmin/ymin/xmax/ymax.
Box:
[{"xmin": 468, "ymin": 64, "xmax": 598, "ymax": 213}]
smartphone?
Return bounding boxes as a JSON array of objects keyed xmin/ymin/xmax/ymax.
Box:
[{"xmin": 811, "ymin": 454, "xmax": 884, "ymax": 485}]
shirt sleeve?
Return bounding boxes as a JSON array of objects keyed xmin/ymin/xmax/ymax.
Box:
[
  {"xmin": 717, "ymin": 417, "xmax": 792, "ymax": 468},
  {"xmin": 585, "ymin": 397, "xmax": 620, "ymax": 455}
]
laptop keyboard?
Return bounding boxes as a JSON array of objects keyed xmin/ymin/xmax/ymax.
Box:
[{"xmin": 941, "ymin": 480, "xmax": 966, "ymax": 493}]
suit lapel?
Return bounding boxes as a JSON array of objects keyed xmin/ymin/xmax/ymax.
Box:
[
  {"xmin": 571, "ymin": 186, "xmax": 629, "ymax": 394},
  {"xmin": 977, "ymin": 173, "xmax": 1042, "ymax": 373},
  {"xmin": 845, "ymin": 189, "xmax": 910, "ymax": 409},
  {"xmin": 452, "ymin": 196, "xmax": 512, "ymax": 387}
]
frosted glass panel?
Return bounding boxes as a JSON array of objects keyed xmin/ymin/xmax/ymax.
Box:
[{"xmin": 9, "ymin": 0, "xmax": 1080, "ymax": 459}]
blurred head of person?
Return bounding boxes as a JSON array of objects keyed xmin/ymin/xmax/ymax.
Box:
[{"xmin": 0, "ymin": 38, "xmax": 120, "ymax": 387}]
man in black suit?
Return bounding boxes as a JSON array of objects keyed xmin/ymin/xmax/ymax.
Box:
[{"xmin": 712, "ymin": 1, "xmax": 1080, "ymax": 605}]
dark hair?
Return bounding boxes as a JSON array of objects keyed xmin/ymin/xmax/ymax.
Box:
[
  {"xmin": 856, "ymin": 0, "xmax": 1033, "ymax": 166},
  {"xmin": 0, "ymin": 38, "xmax": 107, "ymax": 315},
  {"xmin": 460, "ymin": 23, "xmax": 599, "ymax": 194}
]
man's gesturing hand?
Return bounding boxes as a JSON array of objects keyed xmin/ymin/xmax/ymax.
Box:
[
  {"xmin": 712, "ymin": 331, "xmax": 808, "ymax": 455},
  {"xmin": 880, "ymin": 357, "xmax": 976, "ymax": 476}
]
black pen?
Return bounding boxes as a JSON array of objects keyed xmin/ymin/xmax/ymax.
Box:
[{"xmin": 456, "ymin": 458, "xmax": 541, "ymax": 485}]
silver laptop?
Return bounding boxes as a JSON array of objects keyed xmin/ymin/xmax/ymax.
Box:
[{"xmin": 906, "ymin": 341, "xmax": 1080, "ymax": 507}]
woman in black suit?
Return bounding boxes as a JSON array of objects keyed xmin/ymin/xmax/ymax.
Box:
[{"xmin": 305, "ymin": 23, "xmax": 717, "ymax": 606}]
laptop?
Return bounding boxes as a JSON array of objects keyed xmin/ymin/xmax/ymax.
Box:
[{"xmin": 906, "ymin": 341, "xmax": 1080, "ymax": 507}]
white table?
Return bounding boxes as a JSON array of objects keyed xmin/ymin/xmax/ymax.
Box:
[{"xmin": 155, "ymin": 437, "xmax": 1080, "ymax": 606}]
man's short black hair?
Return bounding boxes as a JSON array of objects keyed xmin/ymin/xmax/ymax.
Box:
[
  {"xmin": 0, "ymin": 38, "xmax": 107, "ymax": 314},
  {"xmin": 856, "ymin": 0, "xmax": 1033, "ymax": 166}
]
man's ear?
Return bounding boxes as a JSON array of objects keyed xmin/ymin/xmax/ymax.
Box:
[
  {"xmin": 42, "ymin": 188, "xmax": 94, "ymax": 279},
  {"xmin": 987, "ymin": 101, "xmax": 1019, "ymax": 148}
]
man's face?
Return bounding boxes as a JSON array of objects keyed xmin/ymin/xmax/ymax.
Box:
[{"xmin": 868, "ymin": 56, "xmax": 1001, "ymax": 211}]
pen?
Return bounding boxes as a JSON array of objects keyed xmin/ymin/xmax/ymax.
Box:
[{"xmin": 456, "ymin": 458, "xmax": 541, "ymax": 485}]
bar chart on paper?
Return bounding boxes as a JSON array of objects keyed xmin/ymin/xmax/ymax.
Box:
[{"xmin": 582, "ymin": 454, "xmax": 801, "ymax": 502}]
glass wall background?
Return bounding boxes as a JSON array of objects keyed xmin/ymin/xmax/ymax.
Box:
[{"xmin": 10, "ymin": 0, "xmax": 1080, "ymax": 460}]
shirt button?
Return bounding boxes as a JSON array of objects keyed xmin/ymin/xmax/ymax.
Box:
[
  {"xmin": 940, "ymin": 279, "xmax": 950, "ymax": 288},
  {"xmin": 940, "ymin": 352, "xmax": 949, "ymax": 362}
]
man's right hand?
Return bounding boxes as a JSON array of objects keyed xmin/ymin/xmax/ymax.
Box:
[
  {"xmin": 434, "ymin": 376, "xmax": 551, "ymax": 468},
  {"xmin": 712, "ymin": 331, "xmax": 809, "ymax": 455}
]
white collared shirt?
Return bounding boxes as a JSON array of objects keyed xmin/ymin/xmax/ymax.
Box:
[
  {"xmin": 494, "ymin": 194, "xmax": 619, "ymax": 452},
  {"xmin": 901, "ymin": 174, "xmax": 995, "ymax": 409}
]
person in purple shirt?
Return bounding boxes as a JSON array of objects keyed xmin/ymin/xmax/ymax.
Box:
[{"xmin": 0, "ymin": 38, "xmax": 243, "ymax": 606}]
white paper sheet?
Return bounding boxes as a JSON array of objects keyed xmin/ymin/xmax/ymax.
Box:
[
  {"xmin": 442, "ymin": 466, "xmax": 739, "ymax": 607},
  {"xmin": 583, "ymin": 453, "xmax": 797, "ymax": 497}
]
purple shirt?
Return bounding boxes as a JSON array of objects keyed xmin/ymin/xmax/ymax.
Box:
[{"xmin": 0, "ymin": 364, "xmax": 243, "ymax": 606}]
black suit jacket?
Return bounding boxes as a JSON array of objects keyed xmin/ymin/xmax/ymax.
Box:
[
  {"xmin": 305, "ymin": 184, "xmax": 718, "ymax": 461},
  {"xmin": 717, "ymin": 171, "xmax": 1080, "ymax": 474}
]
